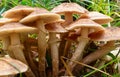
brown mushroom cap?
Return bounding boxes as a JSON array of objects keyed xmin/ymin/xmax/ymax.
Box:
[
  {"xmin": 0, "ymin": 18, "xmax": 18, "ymax": 26},
  {"xmin": 89, "ymin": 27, "xmax": 120, "ymax": 41},
  {"xmin": 0, "ymin": 57, "xmax": 28, "ymax": 76},
  {"xmin": 51, "ymin": 3, "xmax": 88, "ymax": 15},
  {"xmin": 2, "ymin": 5, "xmax": 36, "ymax": 21},
  {"xmin": 0, "ymin": 22, "xmax": 37, "ymax": 36},
  {"xmin": 20, "ymin": 9, "xmax": 61, "ymax": 24},
  {"xmin": 45, "ymin": 21, "xmax": 67, "ymax": 33},
  {"xmin": 80, "ymin": 11, "xmax": 113, "ymax": 24},
  {"xmin": 65, "ymin": 18, "xmax": 105, "ymax": 31}
]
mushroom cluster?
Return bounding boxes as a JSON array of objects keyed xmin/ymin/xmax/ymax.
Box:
[{"xmin": 0, "ymin": 2, "xmax": 115, "ymax": 77}]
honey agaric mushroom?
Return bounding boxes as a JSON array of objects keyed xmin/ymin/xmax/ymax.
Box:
[
  {"xmin": 20, "ymin": 9, "xmax": 61, "ymax": 77},
  {"xmin": 2, "ymin": 5, "xmax": 36, "ymax": 21},
  {"xmin": 0, "ymin": 57, "xmax": 28, "ymax": 77},
  {"xmin": 51, "ymin": 3, "xmax": 88, "ymax": 60},
  {"xmin": 51, "ymin": 3, "xmax": 88, "ymax": 27},
  {"xmin": 1, "ymin": 5, "xmax": 37, "ymax": 45},
  {"xmin": 45, "ymin": 21, "xmax": 67, "ymax": 77},
  {"xmin": 65, "ymin": 18, "xmax": 105, "ymax": 71},
  {"xmin": 0, "ymin": 23, "xmax": 37, "ymax": 77},
  {"xmin": 73, "ymin": 27, "xmax": 119, "ymax": 75},
  {"xmin": 0, "ymin": 18, "xmax": 18, "ymax": 58},
  {"xmin": 80, "ymin": 11, "xmax": 113, "ymax": 25},
  {"xmin": 73, "ymin": 41, "xmax": 115, "ymax": 76}
]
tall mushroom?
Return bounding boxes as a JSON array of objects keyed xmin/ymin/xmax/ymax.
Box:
[
  {"xmin": 51, "ymin": 2, "xmax": 88, "ymax": 62},
  {"xmin": 20, "ymin": 9, "xmax": 61, "ymax": 77},
  {"xmin": 0, "ymin": 57, "xmax": 28, "ymax": 77},
  {"xmin": 0, "ymin": 22, "xmax": 37, "ymax": 77},
  {"xmin": 65, "ymin": 18, "xmax": 105, "ymax": 72},
  {"xmin": 45, "ymin": 21, "xmax": 67, "ymax": 77}
]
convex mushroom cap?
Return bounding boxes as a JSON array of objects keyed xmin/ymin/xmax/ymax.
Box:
[
  {"xmin": 89, "ymin": 27, "xmax": 120, "ymax": 41},
  {"xmin": 51, "ymin": 3, "xmax": 88, "ymax": 14},
  {"xmin": 0, "ymin": 18, "xmax": 18, "ymax": 26},
  {"xmin": 0, "ymin": 57, "xmax": 28, "ymax": 76},
  {"xmin": 80, "ymin": 11, "xmax": 113, "ymax": 24},
  {"xmin": 0, "ymin": 22, "xmax": 37, "ymax": 36},
  {"xmin": 65, "ymin": 18, "xmax": 105, "ymax": 32},
  {"xmin": 20, "ymin": 8, "xmax": 61, "ymax": 24},
  {"xmin": 2, "ymin": 5, "xmax": 36, "ymax": 21},
  {"xmin": 45, "ymin": 20, "xmax": 67, "ymax": 33}
]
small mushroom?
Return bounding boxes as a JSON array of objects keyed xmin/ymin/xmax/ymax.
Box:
[
  {"xmin": 51, "ymin": 3, "xmax": 88, "ymax": 26},
  {"xmin": 20, "ymin": 9, "xmax": 61, "ymax": 77},
  {"xmin": 0, "ymin": 22, "xmax": 37, "ymax": 77},
  {"xmin": 46, "ymin": 21, "xmax": 67, "ymax": 77},
  {"xmin": 0, "ymin": 57, "xmax": 28, "ymax": 77},
  {"xmin": 80, "ymin": 11, "xmax": 113, "ymax": 25},
  {"xmin": 65, "ymin": 18, "xmax": 105, "ymax": 71},
  {"xmin": 2, "ymin": 5, "xmax": 36, "ymax": 21}
]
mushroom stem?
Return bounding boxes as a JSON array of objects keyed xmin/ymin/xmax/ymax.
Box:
[
  {"xmin": 59, "ymin": 12, "xmax": 73, "ymax": 61},
  {"xmin": 10, "ymin": 34, "xmax": 21, "ymax": 45},
  {"xmin": 73, "ymin": 41, "xmax": 116, "ymax": 75},
  {"xmin": 63, "ymin": 13, "xmax": 73, "ymax": 56},
  {"xmin": 23, "ymin": 38, "xmax": 39, "ymax": 77},
  {"xmin": 36, "ymin": 20, "xmax": 47, "ymax": 77},
  {"xmin": 68, "ymin": 28, "xmax": 89, "ymax": 70},
  {"xmin": 2, "ymin": 37, "xmax": 10, "ymax": 51},
  {"xmin": 64, "ymin": 13, "xmax": 73, "ymax": 26},
  {"xmin": 82, "ymin": 41, "xmax": 115, "ymax": 65},
  {"xmin": 10, "ymin": 33, "xmax": 25, "ymax": 62},
  {"xmin": 49, "ymin": 32, "xmax": 59, "ymax": 77},
  {"xmin": 2, "ymin": 37, "xmax": 15, "ymax": 58},
  {"xmin": 9, "ymin": 33, "xmax": 36, "ymax": 77}
]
